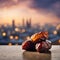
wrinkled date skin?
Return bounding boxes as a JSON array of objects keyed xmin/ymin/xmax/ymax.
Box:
[
  {"xmin": 35, "ymin": 42, "xmax": 50, "ymax": 53},
  {"xmin": 22, "ymin": 40, "xmax": 36, "ymax": 51}
]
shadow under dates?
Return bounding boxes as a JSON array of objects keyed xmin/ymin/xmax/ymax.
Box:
[{"xmin": 23, "ymin": 51, "xmax": 51, "ymax": 60}]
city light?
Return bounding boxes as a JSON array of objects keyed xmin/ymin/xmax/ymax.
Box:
[
  {"xmin": 15, "ymin": 36, "xmax": 19, "ymax": 40},
  {"xmin": 58, "ymin": 40, "xmax": 60, "ymax": 43},
  {"xmin": 26, "ymin": 36, "xmax": 31, "ymax": 40},
  {"xmin": 2, "ymin": 32, "xmax": 7, "ymax": 37},
  {"xmin": 53, "ymin": 30, "xmax": 57, "ymax": 35},
  {"xmin": 15, "ymin": 28, "xmax": 19, "ymax": 32},
  {"xmin": 10, "ymin": 35, "xmax": 14, "ymax": 40}
]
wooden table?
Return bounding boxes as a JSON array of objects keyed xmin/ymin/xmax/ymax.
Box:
[{"xmin": 0, "ymin": 45, "xmax": 60, "ymax": 60}]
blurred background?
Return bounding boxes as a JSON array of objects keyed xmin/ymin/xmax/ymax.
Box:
[
  {"xmin": 0, "ymin": 0, "xmax": 60, "ymax": 45},
  {"xmin": 0, "ymin": 19, "xmax": 60, "ymax": 45}
]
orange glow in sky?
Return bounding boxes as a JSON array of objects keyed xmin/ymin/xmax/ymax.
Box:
[{"xmin": 0, "ymin": 0, "xmax": 60, "ymax": 25}]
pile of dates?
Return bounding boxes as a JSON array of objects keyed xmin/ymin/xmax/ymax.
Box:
[{"xmin": 22, "ymin": 32, "xmax": 52, "ymax": 53}]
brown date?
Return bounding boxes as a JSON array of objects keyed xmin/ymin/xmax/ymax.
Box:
[
  {"xmin": 22, "ymin": 40, "xmax": 35, "ymax": 51},
  {"xmin": 35, "ymin": 42, "xmax": 49, "ymax": 53}
]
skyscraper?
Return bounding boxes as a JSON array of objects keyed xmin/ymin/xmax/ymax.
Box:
[
  {"xmin": 26, "ymin": 18, "xmax": 31, "ymax": 28},
  {"xmin": 12, "ymin": 19, "xmax": 15, "ymax": 31},
  {"xmin": 22, "ymin": 18, "xmax": 25, "ymax": 27}
]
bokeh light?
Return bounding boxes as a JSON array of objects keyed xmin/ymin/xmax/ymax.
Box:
[
  {"xmin": 2, "ymin": 32, "xmax": 7, "ymax": 37},
  {"xmin": 10, "ymin": 35, "xmax": 14, "ymax": 40}
]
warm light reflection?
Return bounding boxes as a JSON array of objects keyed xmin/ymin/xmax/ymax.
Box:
[
  {"xmin": 10, "ymin": 35, "xmax": 14, "ymax": 40},
  {"xmin": 53, "ymin": 30, "xmax": 57, "ymax": 35},
  {"xmin": 8, "ymin": 43, "xmax": 12, "ymax": 46},
  {"xmin": 2, "ymin": 32, "xmax": 7, "ymax": 36}
]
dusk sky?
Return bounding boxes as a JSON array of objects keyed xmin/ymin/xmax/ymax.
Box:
[{"xmin": 0, "ymin": 0, "xmax": 60, "ymax": 25}]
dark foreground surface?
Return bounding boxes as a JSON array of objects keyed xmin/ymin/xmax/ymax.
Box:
[{"xmin": 0, "ymin": 45, "xmax": 60, "ymax": 60}]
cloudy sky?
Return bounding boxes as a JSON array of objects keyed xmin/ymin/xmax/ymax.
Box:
[{"xmin": 0, "ymin": 0, "xmax": 60, "ymax": 25}]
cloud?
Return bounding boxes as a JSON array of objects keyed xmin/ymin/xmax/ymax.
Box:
[
  {"xmin": 29, "ymin": 0, "xmax": 60, "ymax": 18},
  {"xmin": 0, "ymin": 0, "xmax": 25, "ymax": 8},
  {"xmin": 0, "ymin": 0, "xmax": 60, "ymax": 18}
]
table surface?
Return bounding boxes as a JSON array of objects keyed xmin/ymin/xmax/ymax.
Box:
[{"xmin": 0, "ymin": 45, "xmax": 60, "ymax": 60}]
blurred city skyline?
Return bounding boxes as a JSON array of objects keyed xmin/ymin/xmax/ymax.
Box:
[{"xmin": 0, "ymin": 0, "xmax": 60, "ymax": 25}]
